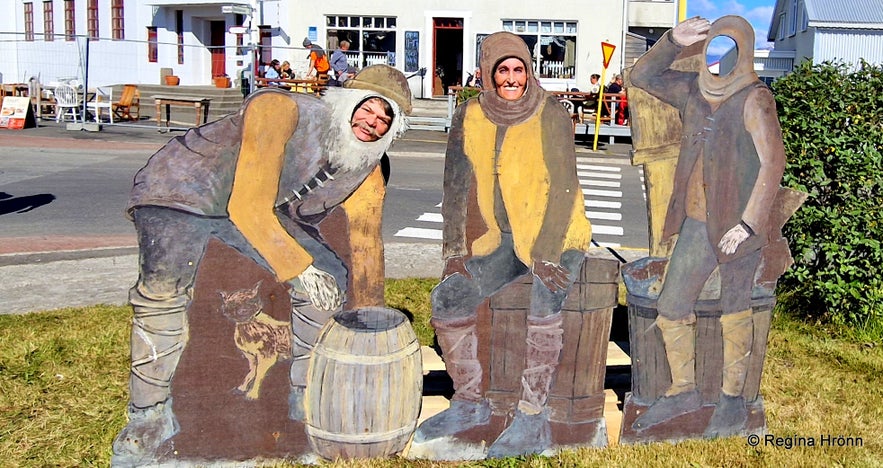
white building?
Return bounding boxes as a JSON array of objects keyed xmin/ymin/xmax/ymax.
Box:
[
  {"xmin": 768, "ymin": 0, "xmax": 883, "ymax": 69},
  {"xmin": 1, "ymin": 0, "xmax": 677, "ymax": 97}
]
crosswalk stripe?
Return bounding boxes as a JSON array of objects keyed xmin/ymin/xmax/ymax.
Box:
[
  {"xmin": 576, "ymin": 162, "xmax": 621, "ymax": 172},
  {"xmin": 394, "ymin": 227, "xmax": 442, "ymax": 240},
  {"xmin": 416, "ymin": 213, "xmax": 443, "ymax": 223},
  {"xmin": 592, "ymin": 225, "xmax": 624, "ymax": 236},
  {"xmin": 582, "ymin": 188, "xmax": 622, "ymax": 198},
  {"xmin": 580, "ymin": 179, "xmax": 621, "ymax": 188},
  {"xmin": 585, "ymin": 199, "xmax": 621, "ymax": 209},
  {"xmin": 585, "ymin": 211, "xmax": 622, "ymax": 221},
  {"xmin": 577, "ymin": 170, "xmax": 622, "ymax": 180}
]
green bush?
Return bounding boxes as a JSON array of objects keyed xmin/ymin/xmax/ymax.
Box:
[{"xmin": 773, "ymin": 60, "xmax": 883, "ymax": 335}]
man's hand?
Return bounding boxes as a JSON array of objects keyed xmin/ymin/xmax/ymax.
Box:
[
  {"xmin": 672, "ymin": 16, "xmax": 711, "ymax": 47},
  {"xmin": 294, "ymin": 265, "xmax": 342, "ymax": 311},
  {"xmin": 442, "ymin": 256, "xmax": 472, "ymax": 280},
  {"xmin": 718, "ymin": 224, "xmax": 751, "ymax": 255},
  {"xmin": 532, "ymin": 260, "xmax": 572, "ymax": 292}
]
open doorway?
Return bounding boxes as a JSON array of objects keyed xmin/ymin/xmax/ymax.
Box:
[
  {"xmin": 432, "ymin": 18, "xmax": 463, "ymax": 97},
  {"xmin": 210, "ymin": 20, "xmax": 226, "ymax": 79}
]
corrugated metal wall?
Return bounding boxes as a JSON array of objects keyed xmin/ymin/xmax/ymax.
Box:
[{"xmin": 815, "ymin": 29, "xmax": 883, "ymax": 68}]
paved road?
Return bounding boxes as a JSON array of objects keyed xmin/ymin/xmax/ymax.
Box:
[{"xmin": 0, "ymin": 121, "xmax": 647, "ymax": 314}]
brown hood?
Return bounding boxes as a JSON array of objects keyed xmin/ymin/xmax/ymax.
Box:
[
  {"xmin": 698, "ymin": 15, "xmax": 759, "ymax": 104},
  {"xmin": 477, "ymin": 31, "xmax": 546, "ymax": 126}
]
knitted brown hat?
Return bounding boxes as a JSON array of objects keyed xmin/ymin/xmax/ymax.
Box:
[
  {"xmin": 479, "ymin": 31, "xmax": 536, "ymax": 92},
  {"xmin": 344, "ymin": 64, "xmax": 413, "ymax": 114}
]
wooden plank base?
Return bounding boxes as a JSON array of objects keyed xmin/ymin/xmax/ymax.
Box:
[{"xmin": 619, "ymin": 393, "xmax": 766, "ymax": 444}]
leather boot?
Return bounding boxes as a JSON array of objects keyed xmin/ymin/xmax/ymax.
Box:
[
  {"xmin": 113, "ymin": 287, "xmax": 188, "ymax": 465},
  {"xmin": 487, "ymin": 313, "xmax": 563, "ymax": 458},
  {"xmin": 705, "ymin": 309, "xmax": 753, "ymax": 438},
  {"xmin": 632, "ymin": 315, "xmax": 701, "ymax": 431},
  {"xmin": 413, "ymin": 315, "xmax": 490, "ymax": 442}
]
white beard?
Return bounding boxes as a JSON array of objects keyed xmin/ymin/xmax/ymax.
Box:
[{"xmin": 320, "ymin": 87, "xmax": 407, "ymax": 173}]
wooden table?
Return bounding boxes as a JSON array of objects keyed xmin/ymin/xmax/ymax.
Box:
[
  {"xmin": 153, "ymin": 95, "xmax": 211, "ymax": 129},
  {"xmin": 254, "ymin": 77, "xmax": 326, "ymax": 95}
]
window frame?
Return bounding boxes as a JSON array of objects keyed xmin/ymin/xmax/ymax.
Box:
[
  {"xmin": 325, "ymin": 15, "xmax": 398, "ymax": 69},
  {"xmin": 147, "ymin": 26, "xmax": 158, "ymax": 63},
  {"xmin": 43, "ymin": 0, "xmax": 55, "ymax": 42},
  {"xmin": 111, "ymin": 0, "xmax": 124, "ymax": 40},
  {"xmin": 24, "ymin": 2, "xmax": 35, "ymax": 42},
  {"xmin": 500, "ymin": 19, "xmax": 579, "ymax": 80},
  {"xmin": 87, "ymin": 0, "xmax": 98, "ymax": 40},
  {"xmin": 176, "ymin": 10, "xmax": 184, "ymax": 64},
  {"xmin": 64, "ymin": 0, "xmax": 75, "ymax": 41}
]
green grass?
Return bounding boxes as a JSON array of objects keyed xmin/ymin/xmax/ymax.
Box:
[{"xmin": 1, "ymin": 280, "xmax": 881, "ymax": 466}]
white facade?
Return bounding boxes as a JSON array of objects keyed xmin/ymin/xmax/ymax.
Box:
[
  {"xmin": 1, "ymin": 0, "xmax": 676, "ymax": 96},
  {"xmin": 768, "ymin": 0, "xmax": 883, "ymax": 70}
]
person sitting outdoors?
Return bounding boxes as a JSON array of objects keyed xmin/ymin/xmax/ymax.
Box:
[
  {"xmin": 280, "ymin": 61, "xmax": 294, "ymax": 79},
  {"xmin": 330, "ymin": 40, "xmax": 351, "ymax": 85},
  {"xmin": 264, "ymin": 59, "xmax": 282, "ymax": 86},
  {"xmin": 603, "ymin": 73, "xmax": 628, "ymax": 124}
]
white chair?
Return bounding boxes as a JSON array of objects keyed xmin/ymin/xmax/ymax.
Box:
[
  {"xmin": 86, "ymin": 86, "xmax": 113, "ymax": 124},
  {"xmin": 54, "ymin": 84, "xmax": 81, "ymax": 122}
]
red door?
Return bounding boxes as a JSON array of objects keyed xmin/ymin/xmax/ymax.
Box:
[{"xmin": 210, "ymin": 21, "xmax": 226, "ymax": 78}]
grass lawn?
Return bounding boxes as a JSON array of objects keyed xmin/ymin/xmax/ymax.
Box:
[{"xmin": 1, "ymin": 278, "xmax": 881, "ymax": 466}]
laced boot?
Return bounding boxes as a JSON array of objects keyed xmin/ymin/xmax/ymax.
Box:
[
  {"xmin": 413, "ymin": 315, "xmax": 490, "ymax": 442},
  {"xmin": 488, "ymin": 313, "xmax": 563, "ymax": 458}
]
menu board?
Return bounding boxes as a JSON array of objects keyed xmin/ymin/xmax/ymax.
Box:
[{"xmin": 0, "ymin": 96, "xmax": 35, "ymax": 130}]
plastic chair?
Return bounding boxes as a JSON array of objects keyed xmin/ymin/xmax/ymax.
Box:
[
  {"xmin": 54, "ymin": 84, "xmax": 81, "ymax": 122},
  {"xmin": 87, "ymin": 86, "xmax": 113, "ymax": 123}
]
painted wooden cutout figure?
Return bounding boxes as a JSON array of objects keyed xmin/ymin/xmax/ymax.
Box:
[
  {"xmin": 412, "ymin": 32, "xmax": 599, "ymax": 458},
  {"xmin": 112, "ymin": 65, "xmax": 411, "ymax": 465},
  {"xmin": 620, "ymin": 16, "xmax": 806, "ymax": 443}
]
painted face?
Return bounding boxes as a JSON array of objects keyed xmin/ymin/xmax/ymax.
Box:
[
  {"xmin": 493, "ymin": 57, "xmax": 527, "ymax": 101},
  {"xmin": 350, "ymin": 97, "xmax": 392, "ymax": 142}
]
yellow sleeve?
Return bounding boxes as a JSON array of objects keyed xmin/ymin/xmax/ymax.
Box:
[
  {"xmin": 228, "ymin": 92, "xmax": 313, "ymax": 282},
  {"xmin": 340, "ymin": 165, "xmax": 387, "ymax": 308}
]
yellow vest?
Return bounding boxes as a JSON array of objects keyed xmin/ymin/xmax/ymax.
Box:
[{"xmin": 461, "ymin": 100, "xmax": 592, "ymax": 263}]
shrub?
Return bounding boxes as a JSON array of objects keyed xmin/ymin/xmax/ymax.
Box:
[{"xmin": 773, "ymin": 60, "xmax": 883, "ymax": 334}]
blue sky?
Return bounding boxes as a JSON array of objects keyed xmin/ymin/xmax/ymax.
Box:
[{"xmin": 688, "ymin": 0, "xmax": 778, "ymax": 49}]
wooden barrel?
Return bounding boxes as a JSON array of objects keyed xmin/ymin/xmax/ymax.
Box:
[
  {"xmin": 304, "ymin": 307, "xmax": 423, "ymax": 459},
  {"xmin": 626, "ymin": 294, "xmax": 774, "ymax": 405}
]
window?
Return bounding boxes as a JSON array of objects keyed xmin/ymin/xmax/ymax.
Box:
[
  {"xmin": 64, "ymin": 0, "xmax": 75, "ymax": 41},
  {"xmin": 147, "ymin": 26, "xmax": 158, "ymax": 62},
  {"xmin": 87, "ymin": 0, "xmax": 98, "ymax": 40},
  {"xmin": 788, "ymin": 0, "xmax": 798, "ymax": 36},
  {"xmin": 176, "ymin": 10, "xmax": 184, "ymax": 64},
  {"xmin": 501, "ymin": 20, "xmax": 578, "ymax": 79},
  {"xmin": 326, "ymin": 15, "xmax": 397, "ymax": 68},
  {"xmin": 43, "ymin": 1, "xmax": 54, "ymax": 42},
  {"xmin": 24, "ymin": 3, "xmax": 34, "ymax": 41},
  {"xmin": 111, "ymin": 0, "xmax": 124, "ymax": 40},
  {"xmin": 800, "ymin": 1, "xmax": 808, "ymax": 32},
  {"xmin": 777, "ymin": 14, "xmax": 785, "ymax": 41}
]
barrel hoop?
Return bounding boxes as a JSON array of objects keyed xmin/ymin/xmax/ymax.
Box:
[
  {"xmin": 305, "ymin": 420, "xmax": 417, "ymax": 443},
  {"xmin": 313, "ymin": 339, "xmax": 420, "ymax": 365}
]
